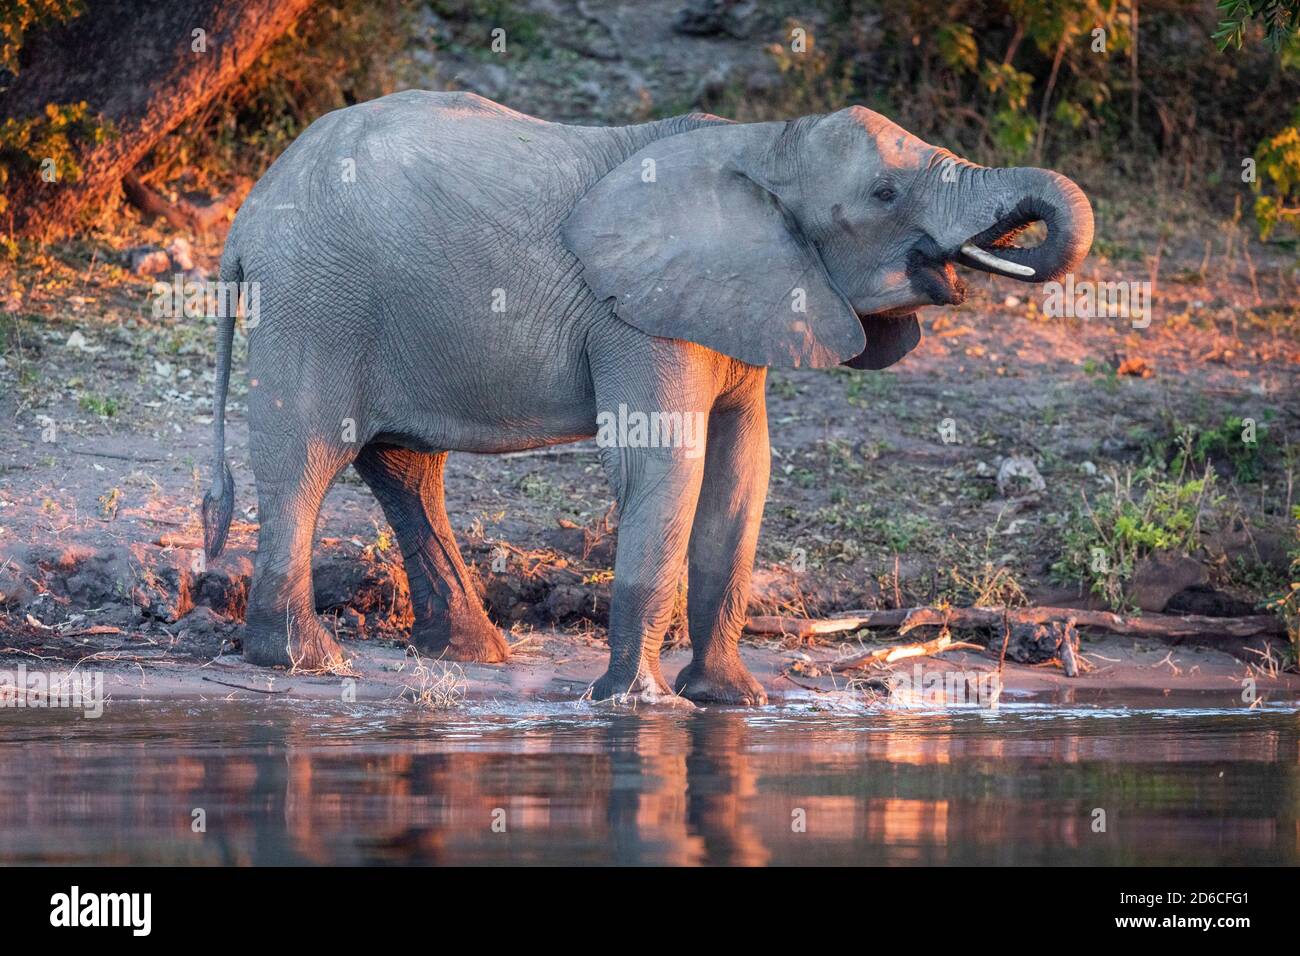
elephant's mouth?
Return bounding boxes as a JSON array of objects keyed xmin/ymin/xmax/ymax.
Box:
[{"xmin": 905, "ymin": 248, "xmax": 967, "ymax": 306}]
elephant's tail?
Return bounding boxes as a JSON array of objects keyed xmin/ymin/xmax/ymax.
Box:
[{"xmin": 202, "ymin": 251, "xmax": 239, "ymax": 560}]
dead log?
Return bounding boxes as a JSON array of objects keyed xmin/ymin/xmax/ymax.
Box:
[{"xmin": 745, "ymin": 605, "xmax": 1284, "ymax": 641}]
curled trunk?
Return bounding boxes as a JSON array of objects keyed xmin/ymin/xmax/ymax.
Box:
[{"xmin": 949, "ymin": 165, "xmax": 1094, "ymax": 283}]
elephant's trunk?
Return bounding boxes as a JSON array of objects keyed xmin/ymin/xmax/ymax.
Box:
[{"xmin": 949, "ymin": 165, "xmax": 1094, "ymax": 284}]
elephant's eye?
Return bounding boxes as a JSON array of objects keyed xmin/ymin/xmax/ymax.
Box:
[{"xmin": 873, "ymin": 184, "xmax": 897, "ymax": 203}]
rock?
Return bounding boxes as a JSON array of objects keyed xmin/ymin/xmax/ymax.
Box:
[
  {"xmin": 65, "ymin": 330, "xmax": 105, "ymax": 354},
  {"xmin": 1129, "ymin": 552, "xmax": 1209, "ymax": 612},
  {"xmin": 127, "ymin": 245, "xmax": 172, "ymax": 275},
  {"xmin": 312, "ymin": 553, "xmax": 412, "ymax": 628},
  {"xmin": 338, "ymin": 607, "xmax": 366, "ymax": 637},
  {"xmin": 1164, "ymin": 586, "xmax": 1258, "ymax": 618},
  {"xmin": 996, "ymin": 455, "xmax": 1045, "ymax": 499},
  {"xmin": 176, "ymin": 605, "xmax": 236, "ymax": 637},
  {"xmin": 574, "ymin": 79, "xmax": 606, "ymax": 107},
  {"xmin": 195, "ymin": 557, "xmax": 252, "ymax": 619},
  {"xmin": 744, "ymin": 66, "xmax": 777, "ymax": 95},
  {"xmin": 1203, "ymin": 525, "xmax": 1291, "ymax": 573},
  {"xmin": 166, "ymin": 236, "xmax": 195, "ymax": 272},
  {"xmin": 673, "ymin": 0, "xmax": 758, "ymax": 38},
  {"xmin": 1116, "ymin": 356, "xmax": 1153, "ymax": 378},
  {"xmin": 694, "ymin": 64, "xmax": 733, "ymax": 104},
  {"xmin": 457, "ymin": 63, "xmax": 511, "ymax": 101},
  {"xmin": 0, "ymin": 557, "xmax": 32, "ymax": 608},
  {"xmin": 545, "ymin": 583, "xmax": 595, "ymax": 622}
]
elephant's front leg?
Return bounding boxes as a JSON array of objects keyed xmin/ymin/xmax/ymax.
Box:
[
  {"xmin": 590, "ymin": 445, "xmax": 705, "ymax": 702},
  {"xmin": 674, "ymin": 385, "xmax": 770, "ymax": 705}
]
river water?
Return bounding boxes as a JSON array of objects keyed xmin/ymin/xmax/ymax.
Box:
[{"xmin": 1, "ymin": 696, "xmax": 1296, "ymax": 865}]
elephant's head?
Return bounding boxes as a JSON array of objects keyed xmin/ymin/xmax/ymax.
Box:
[{"xmin": 563, "ymin": 106, "xmax": 1093, "ymax": 369}]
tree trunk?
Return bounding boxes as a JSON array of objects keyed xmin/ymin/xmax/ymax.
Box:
[{"xmin": 0, "ymin": 0, "xmax": 313, "ymax": 239}]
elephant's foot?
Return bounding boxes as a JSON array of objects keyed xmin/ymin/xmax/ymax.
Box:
[
  {"xmin": 589, "ymin": 664, "xmax": 687, "ymax": 705},
  {"xmin": 412, "ymin": 609, "xmax": 510, "ymax": 663},
  {"xmin": 243, "ymin": 611, "xmax": 349, "ymax": 674},
  {"xmin": 673, "ymin": 654, "xmax": 768, "ymax": 706}
]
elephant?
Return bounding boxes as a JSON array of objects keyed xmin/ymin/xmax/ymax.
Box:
[{"xmin": 202, "ymin": 90, "xmax": 1092, "ymax": 704}]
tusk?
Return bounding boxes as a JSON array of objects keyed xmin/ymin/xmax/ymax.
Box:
[{"xmin": 960, "ymin": 242, "xmax": 1036, "ymax": 277}]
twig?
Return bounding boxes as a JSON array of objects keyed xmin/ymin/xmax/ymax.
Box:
[
  {"xmin": 68, "ymin": 448, "xmax": 164, "ymax": 463},
  {"xmin": 832, "ymin": 633, "xmax": 983, "ymax": 672},
  {"xmin": 201, "ymin": 676, "xmax": 293, "ymax": 695}
]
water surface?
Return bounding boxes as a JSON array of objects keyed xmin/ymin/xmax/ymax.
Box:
[{"xmin": 1, "ymin": 697, "xmax": 1296, "ymax": 865}]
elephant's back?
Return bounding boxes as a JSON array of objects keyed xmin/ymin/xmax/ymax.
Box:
[
  {"xmin": 230, "ymin": 90, "xmax": 727, "ymax": 250},
  {"xmin": 233, "ymin": 91, "xmax": 597, "ymax": 234}
]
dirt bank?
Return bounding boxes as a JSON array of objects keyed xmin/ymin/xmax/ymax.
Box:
[{"xmin": 4, "ymin": 617, "xmax": 1298, "ymax": 713}]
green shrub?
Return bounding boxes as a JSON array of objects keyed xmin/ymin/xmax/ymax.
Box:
[
  {"xmin": 1147, "ymin": 414, "xmax": 1272, "ymax": 483},
  {"xmin": 0, "ymin": 102, "xmax": 114, "ymax": 214},
  {"xmin": 1254, "ymin": 112, "xmax": 1300, "ymax": 239},
  {"xmin": 1, "ymin": 0, "xmax": 82, "ymax": 76},
  {"xmin": 1053, "ymin": 466, "xmax": 1223, "ymax": 610}
]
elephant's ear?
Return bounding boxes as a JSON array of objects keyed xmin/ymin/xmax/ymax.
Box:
[
  {"xmin": 561, "ymin": 127, "xmax": 865, "ymax": 369},
  {"xmin": 842, "ymin": 312, "xmax": 922, "ymax": 370}
]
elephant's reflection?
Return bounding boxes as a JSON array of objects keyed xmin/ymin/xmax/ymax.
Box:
[{"xmin": 226, "ymin": 706, "xmax": 770, "ymax": 865}]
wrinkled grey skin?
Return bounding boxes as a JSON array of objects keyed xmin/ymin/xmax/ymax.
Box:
[{"xmin": 203, "ymin": 90, "xmax": 1092, "ymax": 704}]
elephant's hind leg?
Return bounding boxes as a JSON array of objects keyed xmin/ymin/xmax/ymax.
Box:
[
  {"xmin": 354, "ymin": 443, "xmax": 509, "ymax": 663},
  {"xmin": 244, "ymin": 436, "xmax": 352, "ymax": 672}
]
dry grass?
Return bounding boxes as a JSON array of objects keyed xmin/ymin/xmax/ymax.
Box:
[{"xmin": 397, "ymin": 647, "xmax": 466, "ymax": 710}]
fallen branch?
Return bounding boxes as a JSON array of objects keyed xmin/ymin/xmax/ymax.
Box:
[
  {"xmin": 57, "ymin": 626, "xmax": 124, "ymax": 639},
  {"xmin": 746, "ymin": 605, "xmax": 1284, "ymax": 641},
  {"xmin": 832, "ymin": 634, "xmax": 984, "ymax": 672},
  {"xmin": 153, "ymin": 535, "xmax": 203, "ymax": 550},
  {"xmin": 746, "ymin": 609, "xmax": 910, "ymax": 637},
  {"xmin": 122, "ymin": 172, "xmax": 242, "ymax": 234}
]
